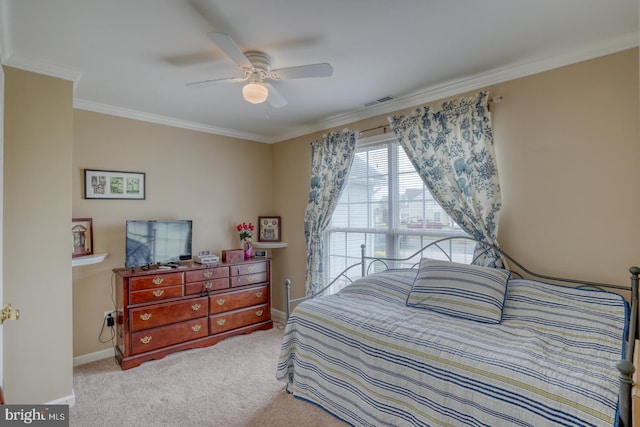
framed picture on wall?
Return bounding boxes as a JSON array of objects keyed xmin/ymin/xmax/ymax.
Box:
[
  {"xmin": 258, "ymin": 216, "xmax": 281, "ymax": 242},
  {"xmin": 72, "ymin": 218, "xmax": 93, "ymax": 258},
  {"xmin": 84, "ymin": 169, "xmax": 145, "ymax": 200}
]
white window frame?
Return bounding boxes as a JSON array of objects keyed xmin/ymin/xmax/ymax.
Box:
[{"xmin": 324, "ymin": 133, "xmax": 470, "ymax": 288}]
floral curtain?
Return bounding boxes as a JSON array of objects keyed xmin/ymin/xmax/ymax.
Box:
[
  {"xmin": 304, "ymin": 129, "xmax": 357, "ymax": 295},
  {"xmin": 388, "ymin": 91, "xmax": 504, "ymax": 267}
]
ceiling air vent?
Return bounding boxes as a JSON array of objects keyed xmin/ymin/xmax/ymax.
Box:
[{"xmin": 364, "ymin": 96, "xmax": 394, "ymax": 107}]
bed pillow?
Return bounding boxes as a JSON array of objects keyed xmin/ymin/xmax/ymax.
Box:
[{"xmin": 406, "ymin": 259, "xmax": 511, "ymax": 324}]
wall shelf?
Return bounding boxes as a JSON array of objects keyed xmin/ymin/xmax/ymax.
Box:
[
  {"xmin": 72, "ymin": 253, "xmax": 109, "ymax": 267},
  {"xmin": 252, "ymin": 242, "xmax": 288, "ymax": 249}
]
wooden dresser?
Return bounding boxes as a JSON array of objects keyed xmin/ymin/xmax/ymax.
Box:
[{"xmin": 114, "ymin": 259, "xmax": 272, "ymax": 369}]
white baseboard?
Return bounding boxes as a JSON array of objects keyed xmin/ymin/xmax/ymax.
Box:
[
  {"xmin": 271, "ymin": 307, "xmax": 286, "ymax": 325},
  {"xmin": 49, "ymin": 389, "xmax": 76, "ymax": 407},
  {"xmin": 73, "ymin": 347, "xmax": 115, "ymax": 367}
]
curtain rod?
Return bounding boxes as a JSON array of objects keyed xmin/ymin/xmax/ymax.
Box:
[
  {"xmin": 311, "ymin": 96, "xmax": 505, "ymax": 143},
  {"xmin": 358, "ymin": 124, "xmax": 390, "ymax": 136},
  {"xmin": 357, "ymin": 96, "xmax": 504, "ymax": 136},
  {"xmin": 489, "ymin": 95, "xmax": 503, "ymax": 111}
]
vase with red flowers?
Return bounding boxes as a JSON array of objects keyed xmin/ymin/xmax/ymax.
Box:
[{"xmin": 236, "ymin": 222, "xmax": 255, "ymax": 259}]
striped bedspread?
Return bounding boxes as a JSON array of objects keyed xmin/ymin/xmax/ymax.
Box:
[{"xmin": 276, "ymin": 269, "xmax": 628, "ymax": 427}]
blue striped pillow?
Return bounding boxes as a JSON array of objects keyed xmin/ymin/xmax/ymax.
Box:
[{"xmin": 406, "ymin": 259, "xmax": 511, "ymax": 323}]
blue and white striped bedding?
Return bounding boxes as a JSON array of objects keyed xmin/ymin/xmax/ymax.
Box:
[{"xmin": 276, "ymin": 269, "xmax": 628, "ymax": 426}]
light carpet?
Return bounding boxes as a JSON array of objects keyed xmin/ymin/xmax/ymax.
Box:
[{"xmin": 71, "ymin": 323, "xmax": 347, "ymax": 427}]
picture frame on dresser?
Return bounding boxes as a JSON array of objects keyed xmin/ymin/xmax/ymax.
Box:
[
  {"xmin": 72, "ymin": 218, "xmax": 93, "ymax": 258},
  {"xmin": 84, "ymin": 169, "xmax": 145, "ymax": 200},
  {"xmin": 258, "ymin": 216, "xmax": 281, "ymax": 242}
]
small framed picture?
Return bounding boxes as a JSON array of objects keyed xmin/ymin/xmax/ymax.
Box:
[
  {"xmin": 72, "ymin": 218, "xmax": 93, "ymax": 258},
  {"xmin": 258, "ymin": 216, "xmax": 281, "ymax": 242},
  {"xmin": 84, "ymin": 169, "xmax": 145, "ymax": 200},
  {"xmin": 254, "ymin": 249, "xmax": 268, "ymax": 259}
]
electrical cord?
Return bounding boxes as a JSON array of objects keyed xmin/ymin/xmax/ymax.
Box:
[
  {"xmin": 97, "ymin": 272, "xmax": 118, "ymax": 368},
  {"xmin": 98, "ymin": 313, "xmax": 116, "ymax": 344}
]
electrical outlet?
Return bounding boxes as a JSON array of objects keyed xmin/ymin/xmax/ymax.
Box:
[{"xmin": 103, "ymin": 310, "xmax": 115, "ymax": 327}]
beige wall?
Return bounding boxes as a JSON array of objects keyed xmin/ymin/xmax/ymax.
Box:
[
  {"xmin": 272, "ymin": 48, "xmax": 640, "ymax": 309},
  {"xmin": 4, "ymin": 67, "xmax": 74, "ymax": 403},
  {"xmin": 492, "ymin": 49, "xmax": 639, "ymax": 282},
  {"xmin": 72, "ymin": 111, "xmax": 273, "ymax": 357}
]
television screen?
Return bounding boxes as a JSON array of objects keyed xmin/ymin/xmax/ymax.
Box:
[{"xmin": 125, "ymin": 220, "xmax": 192, "ymax": 268}]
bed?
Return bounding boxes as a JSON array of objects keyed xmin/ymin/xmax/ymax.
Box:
[{"xmin": 277, "ymin": 237, "xmax": 639, "ymax": 427}]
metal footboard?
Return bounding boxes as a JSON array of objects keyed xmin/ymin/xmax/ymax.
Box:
[{"xmin": 618, "ymin": 266, "xmax": 639, "ymax": 427}]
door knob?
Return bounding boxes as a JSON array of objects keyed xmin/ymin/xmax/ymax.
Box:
[{"xmin": 1, "ymin": 304, "xmax": 20, "ymax": 324}]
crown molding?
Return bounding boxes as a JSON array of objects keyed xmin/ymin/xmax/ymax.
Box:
[
  {"xmin": 3, "ymin": 52, "xmax": 83, "ymax": 88},
  {"xmin": 273, "ymin": 32, "xmax": 639, "ymax": 143},
  {"xmin": 73, "ymin": 98, "xmax": 273, "ymax": 143},
  {"xmin": 0, "ymin": 0, "xmax": 82, "ymax": 86}
]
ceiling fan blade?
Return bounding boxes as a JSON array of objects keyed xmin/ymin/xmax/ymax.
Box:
[
  {"xmin": 272, "ymin": 63, "xmax": 333, "ymax": 80},
  {"xmin": 264, "ymin": 83, "xmax": 288, "ymax": 108},
  {"xmin": 208, "ymin": 32, "xmax": 253, "ymax": 69},
  {"xmin": 186, "ymin": 76, "xmax": 244, "ymax": 88}
]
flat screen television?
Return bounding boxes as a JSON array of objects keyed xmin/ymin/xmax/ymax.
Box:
[{"xmin": 125, "ymin": 220, "xmax": 193, "ymax": 268}]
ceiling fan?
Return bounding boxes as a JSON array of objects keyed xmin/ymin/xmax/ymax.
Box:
[{"xmin": 186, "ymin": 32, "xmax": 334, "ymax": 108}]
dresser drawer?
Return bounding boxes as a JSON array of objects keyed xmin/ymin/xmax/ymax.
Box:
[
  {"xmin": 131, "ymin": 318, "xmax": 208, "ymax": 355},
  {"xmin": 209, "ymin": 304, "xmax": 269, "ymax": 334},
  {"xmin": 230, "ymin": 262, "xmax": 267, "ymax": 276},
  {"xmin": 185, "ymin": 278, "xmax": 229, "ymax": 295},
  {"xmin": 209, "ymin": 285, "xmax": 269, "ymax": 314},
  {"xmin": 130, "ymin": 272, "xmax": 183, "ymax": 291},
  {"xmin": 130, "ymin": 297, "xmax": 208, "ymax": 332},
  {"xmin": 230, "ymin": 272, "xmax": 268, "ymax": 288},
  {"xmin": 185, "ymin": 267, "xmax": 229, "ymax": 283},
  {"xmin": 130, "ymin": 285, "xmax": 183, "ymax": 304}
]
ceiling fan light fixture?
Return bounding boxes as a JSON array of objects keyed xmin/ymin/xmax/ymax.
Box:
[{"xmin": 242, "ymin": 82, "xmax": 268, "ymax": 104}]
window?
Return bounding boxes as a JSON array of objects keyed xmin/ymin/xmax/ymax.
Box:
[{"xmin": 325, "ymin": 134, "xmax": 472, "ymax": 291}]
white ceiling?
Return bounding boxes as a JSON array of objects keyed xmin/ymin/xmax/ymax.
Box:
[{"xmin": 0, "ymin": 0, "xmax": 637, "ymax": 143}]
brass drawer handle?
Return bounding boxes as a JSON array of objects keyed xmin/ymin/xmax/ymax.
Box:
[
  {"xmin": 204, "ymin": 281, "xmax": 213, "ymax": 290},
  {"xmin": 204, "ymin": 271, "xmax": 213, "ymax": 279},
  {"xmin": 247, "ymin": 266, "xmax": 254, "ymax": 272},
  {"xmin": 255, "ymin": 291, "xmax": 263, "ymax": 298},
  {"xmin": 246, "ymin": 275, "xmax": 255, "ymax": 283},
  {"xmin": 216, "ymin": 319, "xmax": 226, "ymax": 326},
  {"xmin": 140, "ymin": 336, "xmax": 152, "ymax": 344},
  {"xmin": 140, "ymin": 313, "xmax": 152, "ymax": 321},
  {"xmin": 216, "ymin": 299, "xmax": 225, "ymax": 306},
  {"xmin": 153, "ymin": 277, "xmax": 164, "ymax": 285},
  {"xmin": 191, "ymin": 324, "xmax": 202, "ymax": 332},
  {"xmin": 152, "ymin": 289, "xmax": 165, "ymax": 297},
  {"xmin": 256, "ymin": 310, "xmax": 264, "ymax": 317},
  {"xmin": 191, "ymin": 303, "xmax": 202, "ymax": 311}
]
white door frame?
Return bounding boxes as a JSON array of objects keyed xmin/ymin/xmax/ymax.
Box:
[{"xmin": 0, "ymin": 61, "xmax": 5, "ymax": 398}]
